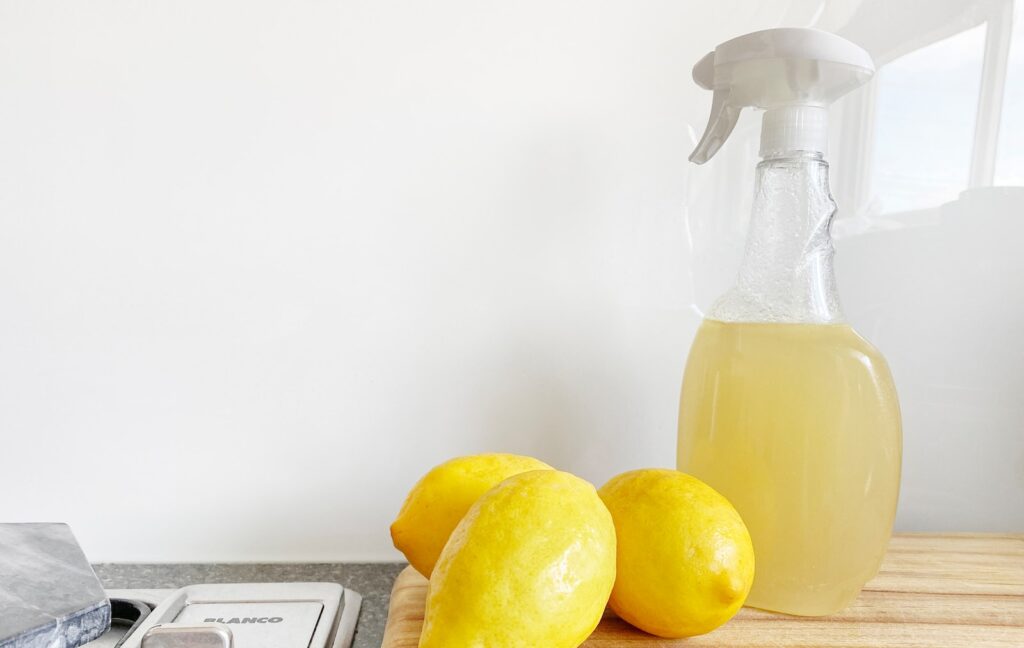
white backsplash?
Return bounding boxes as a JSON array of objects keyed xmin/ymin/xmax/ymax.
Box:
[{"xmin": 0, "ymin": 0, "xmax": 1021, "ymax": 561}]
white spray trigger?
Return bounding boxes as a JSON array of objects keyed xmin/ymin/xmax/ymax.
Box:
[{"xmin": 688, "ymin": 28, "xmax": 875, "ymax": 164}]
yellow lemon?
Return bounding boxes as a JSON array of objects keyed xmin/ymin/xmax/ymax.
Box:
[
  {"xmin": 420, "ymin": 470, "xmax": 616, "ymax": 648},
  {"xmin": 598, "ymin": 468, "xmax": 754, "ymax": 637},
  {"xmin": 390, "ymin": 453, "xmax": 552, "ymax": 577}
]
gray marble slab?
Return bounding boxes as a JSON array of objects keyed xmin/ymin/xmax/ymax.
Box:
[
  {"xmin": 0, "ymin": 524, "xmax": 111, "ymax": 648},
  {"xmin": 92, "ymin": 563, "xmax": 407, "ymax": 648}
]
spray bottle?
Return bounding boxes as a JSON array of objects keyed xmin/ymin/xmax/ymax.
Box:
[{"xmin": 677, "ymin": 28, "xmax": 901, "ymax": 616}]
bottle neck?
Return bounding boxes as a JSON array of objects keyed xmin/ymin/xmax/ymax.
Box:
[{"xmin": 709, "ymin": 152, "xmax": 844, "ymax": 324}]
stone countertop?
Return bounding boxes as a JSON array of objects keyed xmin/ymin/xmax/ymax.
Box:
[{"xmin": 92, "ymin": 563, "xmax": 407, "ymax": 648}]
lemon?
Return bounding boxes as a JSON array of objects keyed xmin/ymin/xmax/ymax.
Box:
[
  {"xmin": 390, "ymin": 453, "xmax": 552, "ymax": 577},
  {"xmin": 598, "ymin": 468, "xmax": 754, "ymax": 637},
  {"xmin": 420, "ymin": 470, "xmax": 616, "ymax": 648}
]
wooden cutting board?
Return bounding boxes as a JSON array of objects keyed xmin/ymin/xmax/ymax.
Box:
[{"xmin": 382, "ymin": 533, "xmax": 1024, "ymax": 647}]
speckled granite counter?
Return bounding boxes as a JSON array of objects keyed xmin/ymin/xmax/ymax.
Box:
[{"xmin": 92, "ymin": 563, "xmax": 407, "ymax": 648}]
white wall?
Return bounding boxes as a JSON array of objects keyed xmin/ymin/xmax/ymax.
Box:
[{"xmin": 1, "ymin": 0, "xmax": 1021, "ymax": 562}]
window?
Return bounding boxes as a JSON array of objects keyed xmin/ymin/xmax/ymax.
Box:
[
  {"xmin": 870, "ymin": 25, "xmax": 986, "ymax": 213},
  {"xmin": 994, "ymin": 5, "xmax": 1024, "ymax": 185}
]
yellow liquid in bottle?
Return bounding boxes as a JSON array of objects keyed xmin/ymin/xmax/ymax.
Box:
[{"xmin": 678, "ymin": 319, "xmax": 901, "ymax": 616}]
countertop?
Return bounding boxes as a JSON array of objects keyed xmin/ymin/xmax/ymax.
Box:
[
  {"xmin": 380, "ymin": 534, "xmax": 1024, "ymax": 648},
  {"xmin": 92, "ymin": 563, "xmax": 407, "ymax": 648}
]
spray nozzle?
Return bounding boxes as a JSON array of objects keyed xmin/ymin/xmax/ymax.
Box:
[{"xmin": 689, "ymin": 28, "xmax": 875, "ymax": 164}]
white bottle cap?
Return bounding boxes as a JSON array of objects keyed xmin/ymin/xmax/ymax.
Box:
[
  {"xmin": 689, "ymin": 28, "xmax": 874, "ymax": 163},
  {"xmin": 760, "ymin": 105, "xmax": 829, "ymax": 157}
]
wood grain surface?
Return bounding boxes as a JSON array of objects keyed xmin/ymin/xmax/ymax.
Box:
[{"xmin": 381, "ymin": 534, "xmax": 1024, "ymax": 647}]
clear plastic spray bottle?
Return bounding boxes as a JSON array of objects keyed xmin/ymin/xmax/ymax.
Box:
[{"xmin": 677, "ymin": 28, "xmax": 902, "ymax": 616}]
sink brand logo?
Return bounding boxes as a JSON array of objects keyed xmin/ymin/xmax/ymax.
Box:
[{"xmin": 203, "ymin": 617, "xmax": 284, "ymax": 624}]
